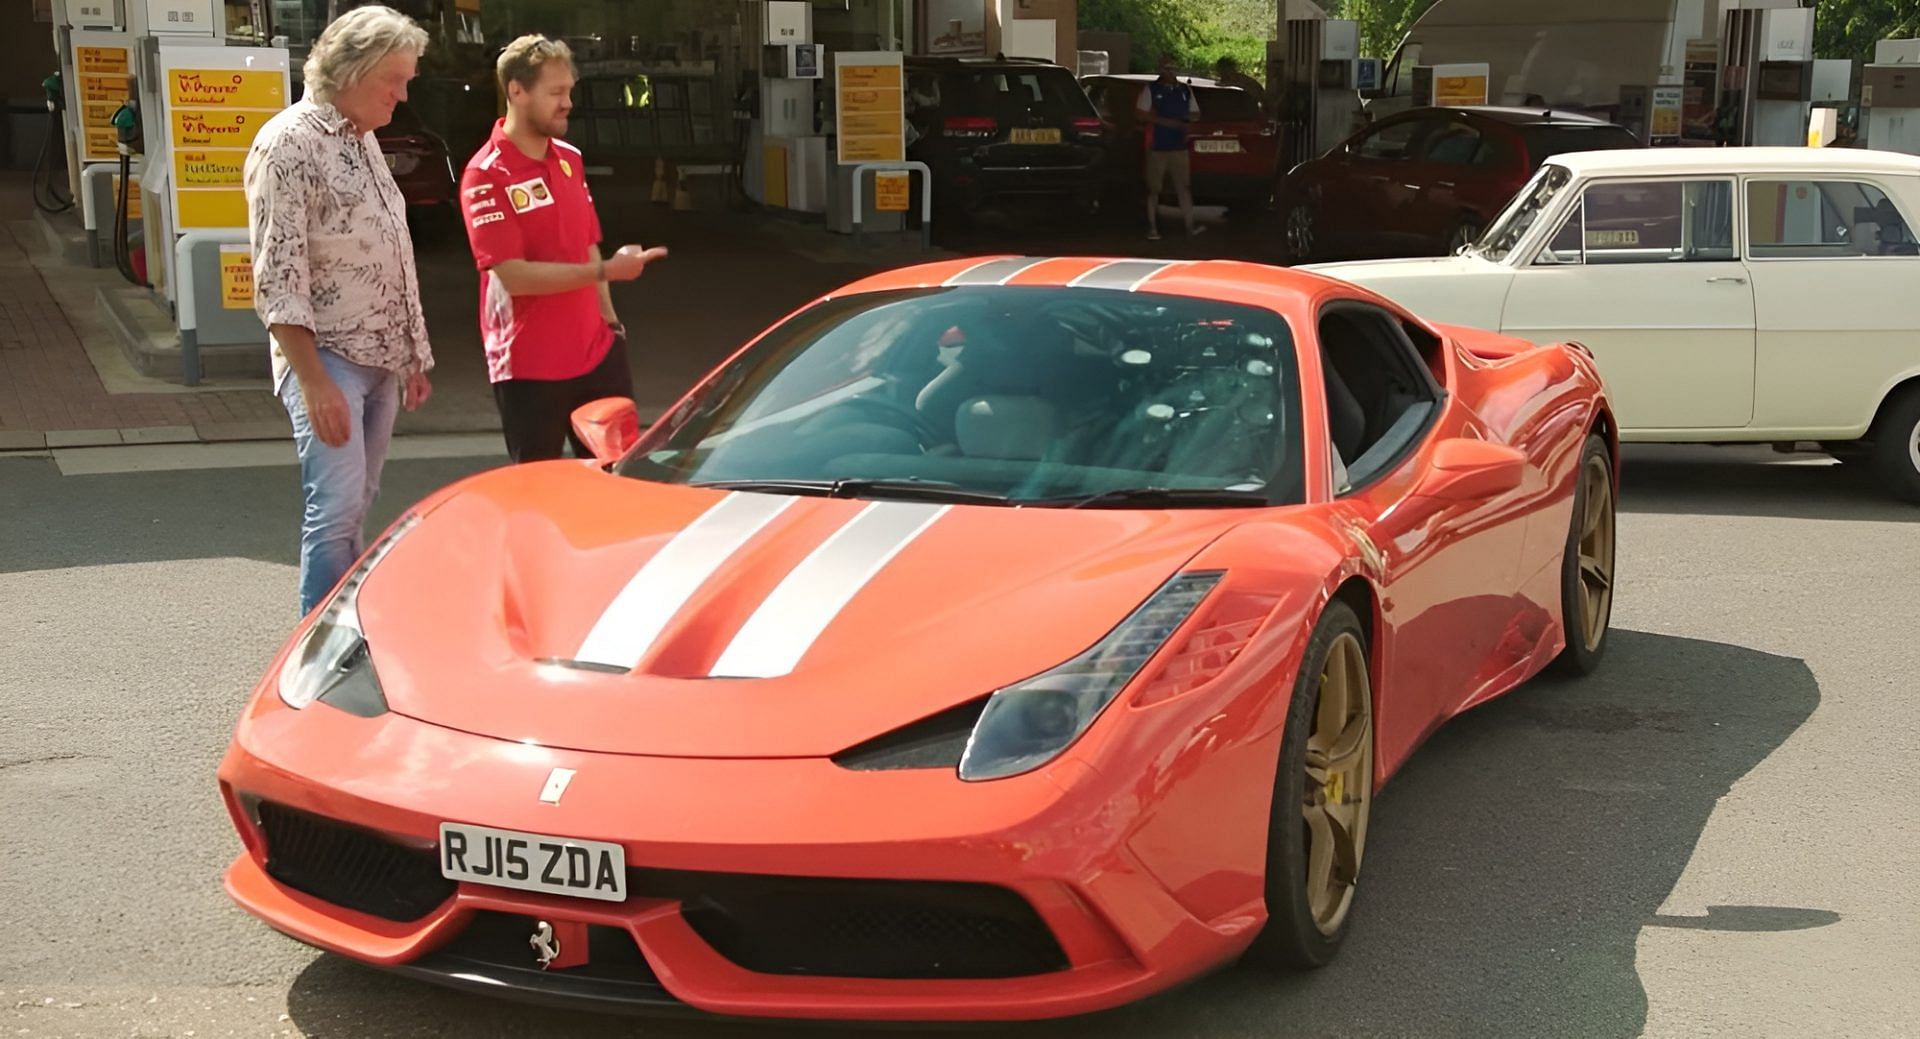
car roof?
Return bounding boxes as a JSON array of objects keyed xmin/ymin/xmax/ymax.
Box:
[
  {"xmin": 907, "ymin": 55, "xmax": 1067, "ymax": 71},
  {"xmin": 1091, "ymin": 73, "xmax": 1231, "ymax": 89},
  {"xmin": 1450, "ymin": 106, "xmax": 1616, "ymax": 126},
  {"xmin": 1547, "ymin": 145, "xmax": 1920, "ymax": 177}
]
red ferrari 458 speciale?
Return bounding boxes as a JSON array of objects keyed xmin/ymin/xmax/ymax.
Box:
[{"xmin": 219, "ymin": 256, "xmax": 1617, "ymax": 1021}]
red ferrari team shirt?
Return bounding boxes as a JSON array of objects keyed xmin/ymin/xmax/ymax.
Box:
[{"xmin": 460, "ymin": 121, "xmax": 611, "ymax": 383}]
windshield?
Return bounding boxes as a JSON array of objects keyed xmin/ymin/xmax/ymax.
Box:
[
  {"xmin": 1195, "ymin": 86, "xmax": 1263, "ymax": 123},
  {"xmin": 1474, "ymin": 163, "xmax": 1573, "ymax": 262},
  {"xmin": 620, "ymin": 287, "xmax": 1303, "ymax": 506}
]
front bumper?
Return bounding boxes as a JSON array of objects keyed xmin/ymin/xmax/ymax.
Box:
[{"xmin": 218, "ymin": 698, "xmax": 1270, "ymax": 1021}]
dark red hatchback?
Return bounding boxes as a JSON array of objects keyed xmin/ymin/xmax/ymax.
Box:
[{"xmin": 1277, "ymin": 106, "xmax": 1641, "ymax": 262}]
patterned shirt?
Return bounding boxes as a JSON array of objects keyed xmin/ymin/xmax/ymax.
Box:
[{"xmin": 244, "ymin": 99, "xmax": 433, "ymax": 387}]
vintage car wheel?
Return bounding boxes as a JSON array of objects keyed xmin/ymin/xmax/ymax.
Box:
[
  {"xmin": 1551, "ymin": 434, "xmax": 1616, "ymax": 675},
  {"xmin": 1872, "ymin": 388, "xmax": 1920, "ymax": 502},
  {"xmin": 1247, "ymin": 599, "xmax": 1373, "ymax": 969}
]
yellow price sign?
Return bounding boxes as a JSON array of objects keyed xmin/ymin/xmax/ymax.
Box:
[
  {"xmin": 171, "ymin": 109, "xmax": 264, "ymax": 149},
  {"xmin": 174, "ymin": 150, "xmax": 245, "ymax": 189},
  {"xmin": 78, "ymin": 46, "xmax": 129, "ymax": 75},
  {"xmin": 219, "ymin": 245, "xmax": 254, "ymax": 309},
  {"xmin": 874, "ymin": 171, "xmax": 910, "ymax": 212},
  {"xmin": 169, "ymin": 69, "xmax": 286, "ymax": 110},
  {"xmin": 1435, "ymin": 75, "xmax": 1488, "ymax": 107},
  {"xmin": 839, "ymin": 64, "xmax": 902, "ymax": 91},
  {"xmin": 111, "ymin": 174, "xmax": 143, "ymax": 220}
]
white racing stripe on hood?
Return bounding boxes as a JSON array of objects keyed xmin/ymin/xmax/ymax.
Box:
[
  {"xmin": 573, "ymin": 492, "xmax": 796, "ymax": 671},
  {"xmin": 709, "ymin": 502, "xmax": 951, "ymax": 679}
]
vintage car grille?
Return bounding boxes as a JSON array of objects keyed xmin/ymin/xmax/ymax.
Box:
[
  {"xmin": 255, "ymin": 801, "xmax": 454, "ymax": 923},
  {"xmin": 638, "ymin": 870, "xmax": 1070, "ymax": 979}
]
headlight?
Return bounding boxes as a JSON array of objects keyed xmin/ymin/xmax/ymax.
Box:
[
  {"xmin": 276, "ymin": 515, "xmax": 418, "ymax": 715},
  {"xmin": 389, "ymin": 152, "xmax": 421, "ymax": 176},
  {"xmin": 958, "ymin": 571, "xmax": 1223, "ymax": 782}
]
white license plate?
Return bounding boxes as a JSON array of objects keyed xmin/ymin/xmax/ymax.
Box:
[
  {"xmin": 1194, "ymin": 139, "xmax": 1243, "ymax": 154},
  {"xmin": 438, "ymin": 822, "xmax": 627, "ymax": 902}
]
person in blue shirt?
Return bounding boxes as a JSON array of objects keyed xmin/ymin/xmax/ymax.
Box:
[{"xmin": 1135, "ymin": 54, "xmax": 1204, "ymax": 241}]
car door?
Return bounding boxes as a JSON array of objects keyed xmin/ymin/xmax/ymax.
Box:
[
  {"xmin": 1499, "ymin": 177, "xmax": 1756, "ymax": 432},
  {"xmin": 1398, "ymin": 114, "xmax": 1492, "ymax": 253},
  {"xmin": 1314, "ymin": 303, "xmax": 1526, "ymax": 769},
  {"xmin": 1313, "ymin": 115, "xmax": 1437, "ymax": 255},
  {"xmin": 1742, "ymin": 176, "xmax": 1920, "ymax": 435}
]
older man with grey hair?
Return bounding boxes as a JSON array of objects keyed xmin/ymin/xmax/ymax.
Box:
[{"xmin": 245, "ymin": 4, "xmax": 434, "ymax": 615}]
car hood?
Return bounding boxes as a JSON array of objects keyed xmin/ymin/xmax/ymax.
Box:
[
  {"xmin": 1302, "ymin": 254, "xmax": 1515, "ymax": 331},
  {"xmin": 355, "ymin": 463, "xmax": 1247, "ymax": 758}
]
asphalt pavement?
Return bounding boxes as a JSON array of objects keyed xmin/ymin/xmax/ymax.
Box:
[{"xmin": 1, "ymin": 441, "xmax": 1916, "ymax": 1038}]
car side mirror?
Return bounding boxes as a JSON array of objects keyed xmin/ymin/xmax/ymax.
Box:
[
  {"xmin": 569, "ymin": 397, "xmax": 641, "ymax": 465},
  {"xmin": 1416, "ymin": 438, "xmax": 1526, "ymax": 501}
]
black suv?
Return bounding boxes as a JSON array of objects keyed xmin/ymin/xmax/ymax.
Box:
[{"xmin": 904, "ymin": 56, "xmax": 1106, "ymax": 218}]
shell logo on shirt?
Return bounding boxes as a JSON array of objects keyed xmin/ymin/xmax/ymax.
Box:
[{"xmin": 508, "ymin": 177, "xmax": 554, "ymax": 214}]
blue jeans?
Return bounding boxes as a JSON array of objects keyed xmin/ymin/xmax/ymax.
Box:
[{"xmin": 278, "ymin": 350, "xmax": 399, "ymax": 615}]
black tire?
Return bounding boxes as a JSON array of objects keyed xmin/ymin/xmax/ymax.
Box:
[
  {"xmin": 1550, "ymin": 434, "xmax": 1616, "ymax": 676},
  {"xmin": 1444, "ymin": 216, "xmax": 1483, "ymax": 256},
  {"xmin": 1246, "ymin": 598, "xmax": 1370, "ymax": 970},
  {"xmin": 1870, "ymin": 388, "xmax": 1920, "ymax": 503},
  {"xmin": 1283, "ymin": 201, "xmax": 1316, "ymax": 265}
]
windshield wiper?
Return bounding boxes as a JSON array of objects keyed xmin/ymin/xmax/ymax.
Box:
[
  {"xmin": 1029, "ymin": 487, "xmax": 1272, "ymax": 509},
  {"xmin": 692, "ymin": 478, "xmax": 1013, "ymax": 505}
]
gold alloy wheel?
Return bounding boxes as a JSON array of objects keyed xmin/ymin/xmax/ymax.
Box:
[
  {"xmin": 1302, "ymin": 632, "xmax": 1373, "ymax": 936},
  {"xmin": 1576, "ymin": 454, "xmax": 1616, "ymax": 653}
]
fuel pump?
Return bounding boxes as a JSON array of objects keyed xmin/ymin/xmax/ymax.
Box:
[
  {"xmin": 111, "ymin": 85, "xmax": 144, "ymax": 285},
  {"xmin": 1281, "ymin": 19, "xmax": 1363, "ymax": 167},
  {"xmin": 34, "ymin": 71, "xmax": 75, "ymax": 214}
]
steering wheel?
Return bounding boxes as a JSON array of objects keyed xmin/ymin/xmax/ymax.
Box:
[{"xmin": 831, "ymin": 394, "xmax": 944, "ymax": 449}]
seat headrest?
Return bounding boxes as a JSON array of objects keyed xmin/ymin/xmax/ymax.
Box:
[{"xmin": 955, "ymin": 396, "xmax": 1057, "ymax": 461}]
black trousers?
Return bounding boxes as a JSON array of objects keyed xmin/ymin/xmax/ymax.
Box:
[{"xmin": 492, "ymin": 338, "xmax": 634, "ymax": 463}]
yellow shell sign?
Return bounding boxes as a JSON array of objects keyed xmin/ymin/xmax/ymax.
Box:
[{"xmin": 162, "ymin": 48, "xmax": 289, "ymax": 232}]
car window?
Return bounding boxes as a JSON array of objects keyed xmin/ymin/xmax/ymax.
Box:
[
  {"xmin": 1746, "ymin": 180, "xmax": 1920, "ymax": 258},
  {"xmin": 939, "ymin": 68, "xmax": 1095, "ymax": 122},
  {"xmin": 1476, "ymin": 163, "xmax": 1573, "ymax": 262},
  {"xmin": 1519, "ymin": 124, "xmax": 1640, "ymax": 166},
  {"xmin": 1421, "ymin": 122, "xmax": 1488, "ymax": 165},
  {"xmin": 623, "ymin": 287, "xmax": 1304, "ymax": 506},
  {"xmin": 1194, "ymin": 86, "xmax": 1262, "ymax": 123},
  {"xmin": 1534, "ymin": 180, "xmax": 1735, "ymax": 265},
  {"xmin": 1355, "ymin": 118, "xmax": 1438, "ymax": 161},
  {"xmin": 1319, "ymin": 303, "xmax": 1442, "ymax": 493}
]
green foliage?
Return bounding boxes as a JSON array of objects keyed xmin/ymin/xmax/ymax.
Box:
[
  {"xmin": 1322, "ymin": 0, "xmax": 1441, "ymax": 60},
  {"xmin": 1814, "ymin": 0, "xmax": 1920, "ymax": 66}
]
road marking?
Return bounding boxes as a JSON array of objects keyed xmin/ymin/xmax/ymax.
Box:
[{"xmin": 46, "ymin": 434, "xmax": 506, "ymax": 476}]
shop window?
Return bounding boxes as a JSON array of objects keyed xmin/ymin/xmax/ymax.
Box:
[
  {"xmin": 1746, "ymin": 180, "xmax": 1920, "ymax": 258},
  {"xmin": 1534, "ymin": 180, "xmax": 1734, "ymax": 265}
]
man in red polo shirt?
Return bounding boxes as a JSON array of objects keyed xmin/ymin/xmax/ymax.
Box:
[{"xmin": 460, "ymin": 34, "xmax": 667, "ymax": 462}]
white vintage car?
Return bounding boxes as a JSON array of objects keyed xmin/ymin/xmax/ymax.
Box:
[{"xmin": 1306, "ymin": 147, "xmax": 1920, "ymax": 500}]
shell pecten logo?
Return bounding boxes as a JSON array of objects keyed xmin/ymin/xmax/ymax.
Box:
[{"xmin": 508, "ymin": 177, "xmax": 555, "ymax": 214}]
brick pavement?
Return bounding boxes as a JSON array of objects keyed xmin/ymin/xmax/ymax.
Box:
[{"xmin": 0, "ymin": 188, "xmax": 284, "ymax": 448}]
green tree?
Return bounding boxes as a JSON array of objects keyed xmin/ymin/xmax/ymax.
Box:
[
  {"xmin": 1322, "ymin": 0, "xmax": 1440, "ymax": 60},
  {"xmin": 1814, "ymin": 0, "xmax": 1920, "ymax": 66}
]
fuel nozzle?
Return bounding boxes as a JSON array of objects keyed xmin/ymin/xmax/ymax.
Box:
[{"xmin": 42, "ymin": 71, "xmax": 62, "ymax": 113}]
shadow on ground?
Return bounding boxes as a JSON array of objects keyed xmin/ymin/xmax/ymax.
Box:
[
  {"xmin": 278, "ymin": 629, "xmax": 1818, "ymax": 1039},
  {"xmin": 1617, "ymin": 445, "xmax": 1919, "ymax": 523},
  {"xmin": 0, "ymin": 455, "xmax": 499, "ymax": 575}
]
